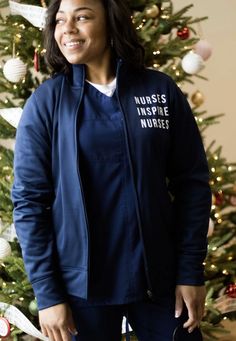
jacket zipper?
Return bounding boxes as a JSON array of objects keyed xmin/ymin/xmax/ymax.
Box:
[
  {"xmin": 116, "ymin": 62, "xmax": 154, "ymax": 299},
  {"xmin": 74, "ymin": 69, "xmax": 91, "ymax": 298}
]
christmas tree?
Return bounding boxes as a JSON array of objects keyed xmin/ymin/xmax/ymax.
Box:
[{"xmin": 0, "ymin": 1, "xmax": 236, "ymax": 340}]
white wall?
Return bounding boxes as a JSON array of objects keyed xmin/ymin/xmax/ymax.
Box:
[{"xmin": 175, "ymin": 0, "xmax": 236, "ymax": 162}]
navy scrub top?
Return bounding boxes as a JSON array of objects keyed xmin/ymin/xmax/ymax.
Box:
[{"xmin": 77, "ymin": 81, "xmax": 147, "ymax": 304}]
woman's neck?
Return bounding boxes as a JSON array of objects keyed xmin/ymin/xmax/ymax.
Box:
[{"xmin": 85, "ymin": 55, "xmax": 116, "ymax": 85}]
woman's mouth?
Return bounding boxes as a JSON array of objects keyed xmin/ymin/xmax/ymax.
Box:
[{"xmin": 64, "ymin": 40, "xmax": 85, "ymax": 48}]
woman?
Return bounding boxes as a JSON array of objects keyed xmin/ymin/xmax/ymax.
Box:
[{"xmin": 11, "ymin": 0, "xmax": 212, "ymax": 340}]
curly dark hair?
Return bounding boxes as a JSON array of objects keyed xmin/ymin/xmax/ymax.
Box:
[{"xmin": 43, "ymin": 0, "xmax": 145, "ymax": 74}]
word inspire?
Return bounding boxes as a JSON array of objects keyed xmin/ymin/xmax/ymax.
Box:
[{"xmin": 134, "ymin": 94, "xmax": 169, "ymax": 130}]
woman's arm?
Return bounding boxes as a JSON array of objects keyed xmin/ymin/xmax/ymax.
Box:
[{"xmin": 11, "ymin": 93, "xmax": 66, "ymax": 310}]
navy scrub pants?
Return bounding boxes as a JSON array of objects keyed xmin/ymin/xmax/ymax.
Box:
[{"xmin": 68, "ymin": 296, "xmax": 202, "ymax": 341}]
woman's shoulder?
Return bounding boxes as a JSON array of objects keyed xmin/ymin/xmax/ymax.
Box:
[
  {"xmin": 142, "ymin": 67, "xmax": 176, "ymax": 85},
  {"xmin": 33, "ymin": 72, "xmax": 65, "ymax": 98}
]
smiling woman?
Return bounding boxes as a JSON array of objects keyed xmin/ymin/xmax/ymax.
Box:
[
  {"xmin": 44, "ymin": 0, "xmax": 144, "ymax": 78},
  {"xmin": 11, "ymin": 0, "xmax": 211, "ymax": 340},
  {"xmin": 53, "ymin": 0, "xmax": 111, "ymax": 79}
]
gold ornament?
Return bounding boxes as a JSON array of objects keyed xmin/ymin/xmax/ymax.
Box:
[
  {"xmin": 40, "ymin": 0, "xmax": 47, "ymax": 7},
  {"xmin": 191, "ymin": 90, "xmax": 204, "ymax": 107},
  {"xmin": 145, "ymin": 4, "xmax": 160, "ymax": 19},
  {"xmin": 212, "ymin": 194, "xmax": 216, "ymax": 205}
]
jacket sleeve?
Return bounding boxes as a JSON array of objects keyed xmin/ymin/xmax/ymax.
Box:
[
  {"xmin": 167, "ymin": 82, "xmax": 212, "ymax": 286},
  {"xmin": 11, "ymin": 93, "xmax": 66, "ymax": 310}
]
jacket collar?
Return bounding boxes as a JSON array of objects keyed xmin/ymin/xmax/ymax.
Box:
[
  {"xmin": 67, "ymin": 64, "xmax": 85, "ymax": 88},
  {"xmin": 68, "ymin": 59, "xmax": 124, "ymax": 88}
]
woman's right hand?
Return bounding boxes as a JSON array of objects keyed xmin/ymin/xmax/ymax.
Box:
[{"xmin": 39, "ymin": 303, "xmax": 78, "ymax": 341}]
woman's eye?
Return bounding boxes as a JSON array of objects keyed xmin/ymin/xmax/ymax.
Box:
[
  {"xmin": 55, "ymin": 18, "xmax": 64, "ymax": 24},
  {"xmin": 77, "ymin": 15, "xmax": 88, "ymax": 21}
]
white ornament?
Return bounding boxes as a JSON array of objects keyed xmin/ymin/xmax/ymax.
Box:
[
  {"xmin": 0, "ymin": 238, "xmax": 11, "ymax": 259},
  {"xmin": 3, "ymin": 58, "xmax": 27, "ymax": 83},
  {"xmin": 9, "ymin": 0, "xmax": 47, "ymax": 29},
  {"xmin": 195, "ymin": 40, "xmax": 213, "ymax": 61},
  {"xmin": 0, "ymin": 223, "xmax": 17, "ymax": 242},
  {"xmin": 207, "ymin": 218, "xmax": 215, "ymax": 237},
  {"xmin": 181, "ymin": 51, "xmax": 204, "ymax": 74},
  {"xmin": 0, "ymin": 107, "xmax": 23, "ymax": 129},
  {"xmin": 0, "ymin": 302, "xmax": 49, "ymax": 341}
]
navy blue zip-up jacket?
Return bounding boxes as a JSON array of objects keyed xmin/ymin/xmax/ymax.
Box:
[{"xmin": 11, "ymin": 62, "xmax": 212, "ymax": 310}]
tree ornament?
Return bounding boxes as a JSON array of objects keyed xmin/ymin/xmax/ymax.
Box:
[
  {"xmin": 226, "ymin": 284, "xmax": 236, "ymax": 298},
  {"xmin": 195, "ymin": 39, "xmax": 213, "ymax": 61},
  {"xmin": 34, "ymin": 49, "xmax": 40, "ymax": 72},
  {"xmin": 212, "ymin": 194, "xmax": 216, "ymax": 205},
  {"xmin": 158, "ymin": 20, "xmax": 172, "ymax": 35},
  {"xmin": 181, "ymin": 51, "xmax": 204, "ymax": 74},
  {"xmin": 145, "ymin": 4, "xmax": 160, "ymax": 19},
  {"xmin": 0, "ymin": 107, "xmax": 22, "ymax": 129},
  {"xmin": 28, "ymin": 299, "xmax": 38, "ymax": 316},
  {"xmin": 0, "ymin": 238, "xmax": 11, "ymax": 259},
  {"xmin": 177, "ymin": 27, "xmax": 190, "ymax": 40},
  {"xmin": 214, "ymin": 192, "xmax": 224, "ymax": 206},
  {"xmin": 3, "ymin": 58, "xmax": 27, "ymax": 83},
  {"xmin": 0, "ymin": 317, "xmax": 11, "ymax": 338},
  {"xmin": 207, "ymin": 218, "xmax": 215, "ymax": 237},
  {"xmin": 40, "ymin": 0, "xmax": 47, "ymax": 7},
  {"xmin": 191, "ymin": 90, "xmax": 205, "ymax": 107}
]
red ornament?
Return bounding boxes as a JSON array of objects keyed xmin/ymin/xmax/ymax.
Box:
[
  {"xmin": 226, "ymin": 284, "xmax": 236, "ymax": 298},
  {"xmin": 0, "ymin": 317, "xmax": 11, "ymax": 338},
  {"xmin": 177, "ymin": 27, "xmax": 190, "ymax": 40},
  {"xmin": 34, "ymin": 49, "xmax": 39, "ymax": 72},
  {"xmin": 214, "ymin": 192, "xmax": 224, "ymax": 206}
]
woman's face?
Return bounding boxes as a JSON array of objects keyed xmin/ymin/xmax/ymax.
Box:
[{"xmin": 54, "ymin": 0, "xmax": 110, "ymax": 67}]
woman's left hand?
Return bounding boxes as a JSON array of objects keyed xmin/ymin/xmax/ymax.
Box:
[{"xmin": 175, "ymin": 285, "xmax": 206, "ymax": 333}]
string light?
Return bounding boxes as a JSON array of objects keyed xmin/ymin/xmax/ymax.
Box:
[
  {"xmin": 214, "ymin": 155, "xmax": 218, "ymax": 160},
  {"xmin": 211, "ymin": 264, "xmax": 216, "ymax": 269},
  {"xmin": 153, "ymin": 51, "xmax": 161, "ymax": 55},
  {"xmin": 222, "ymin": 269, "xmax": 229, "ymax": 275},
  {"xmin": 211, "ymin": 167, "xmax": 216, "ymax": 172}
]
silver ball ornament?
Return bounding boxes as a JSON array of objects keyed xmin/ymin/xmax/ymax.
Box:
[
  {"xmin": 3, "ymin": 58, "xmax": 27, "ymax": 83},
  {"xmin": 181, "ymin": 51, "xmax": 204, "ymax": 74},
  {"xmin": 0, "ymin": 238, "xmax": 11, "ymax": 259},
  {"xmin": 195, "ymin": 40, "xmax": 213, "ymax": 61}
]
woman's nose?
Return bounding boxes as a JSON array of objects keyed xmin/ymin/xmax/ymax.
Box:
[{"xmin": 63, "ymin": 20, "xmax": 78, "ymax": 35}]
